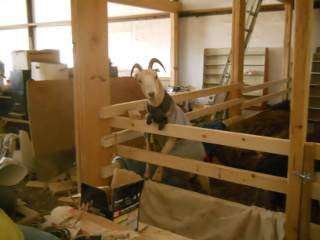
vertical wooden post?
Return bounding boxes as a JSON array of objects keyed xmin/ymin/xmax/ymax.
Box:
[
  {"xmin": 26, "ymin": 0, "xmax": 35, "ymax": 50},
  {"xmin": 230, "ymin": 0, "xmax": 245, "ymax": 117},
  {"xmin": 281, "ymin": 3, "xmax": 293, "ymax": 100},
  {"xmin": 71, "ymin": 0, "xmax": 112, "ymax": 186},
  {"xmin": 170, "ymin": 12, "xmax": 179, "ymax": 87},
  {"xmin": 285, "ymin": 0, "xmax": 313, "ymax": 239},
  {"xmin": 299, "ymin": 143, "xmax": 315, "ymax": 240}
]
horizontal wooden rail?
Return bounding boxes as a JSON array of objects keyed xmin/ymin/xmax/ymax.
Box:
[
  {"xmin": 108, "ymin": 0, "xmax": 182, "ymax": 13},
  {"xmin": 109, "ymin": 117, "xmax": 290, "ymax": 155},
  {"xmin": 276, "ymin": 0, "xmax": 293, "ymax": 5},
  {"xmin": 172, "ymin": 83, "xmax": 244, "ymax": 103},
  {"xmin": 101, "ymin": 129, "xmax": 143, "ymax": 148},
  {"xmin": 242, "ymin": 78, "xmax": 290, "ymax": 94},
  {"xmin": 100, "ymin": 83, "xmax": 243, "ymax": 119},
  {"xmin": 116, "ymin": 144, "xmax": 287, "ymax": 193},
  {"xmin": 186, "ymin": 98, "xmax": 244, "ymax": 120},
  {"xmin": 312, "ymin": 182, "xmax": 320, "ymax": 201},
  {"xmin": 241, "ymin": 89, "xmax": 290, "ymax": 109},
  {"xmin": 310, "ymin": 223, "xmax": 320, "ymax": 240}
]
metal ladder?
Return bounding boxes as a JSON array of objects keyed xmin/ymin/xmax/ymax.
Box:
[{"xmin": 211, "ymin": 0, "xmax": 263, "ymax": 120}]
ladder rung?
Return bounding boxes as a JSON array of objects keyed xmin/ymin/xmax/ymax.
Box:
[
  {"xmin": 248, "ymin": 11, "xmax": 257, "ymax": 16},
  {"xmin": 245, "ymin": 28, "xmax": 253, "ymax": 32}
]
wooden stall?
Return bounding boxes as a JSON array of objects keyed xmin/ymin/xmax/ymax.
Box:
[{"xmin": 71, "ymin": 0, "xmax": 319, "ymax": 239}]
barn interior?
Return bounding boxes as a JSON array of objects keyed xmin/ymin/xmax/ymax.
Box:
[{"xmin": 0, "ymin": 0, "xmax": 320, "ymax": 239}]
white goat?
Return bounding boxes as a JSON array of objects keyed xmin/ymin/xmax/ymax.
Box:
[{"xmin": 131, "ymin": 58, "xmax": 212, "ymax": 194}]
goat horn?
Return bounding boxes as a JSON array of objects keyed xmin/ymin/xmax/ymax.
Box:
[
  {"xmin": 148, "ymin": 58, "xmax": 166, "ymax": 73},
  {"xmin": 130, "ymin": 63, "xmax": 143, "ymax": 77}
]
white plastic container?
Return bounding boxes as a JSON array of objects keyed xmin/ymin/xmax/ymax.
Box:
[{"xmin": 31, "ymin": 62, "xmax": 69, "ymax": 81}]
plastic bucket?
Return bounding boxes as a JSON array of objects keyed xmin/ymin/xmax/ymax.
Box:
[{"xmin": 0, "ymin": 157, "xmax": 28, "ymax": 186}]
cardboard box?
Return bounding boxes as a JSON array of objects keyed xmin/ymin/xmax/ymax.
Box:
[
  {"xmin": 81, "ymin": 169, "xmax": 144, "ymax": 230},
  {"xmin": 31, "ymin": 62, "xmax": 69, "ymax": 80},
  {"xmin": 12, "ymin": 50, "xmax": 60, "ymax": 70}
]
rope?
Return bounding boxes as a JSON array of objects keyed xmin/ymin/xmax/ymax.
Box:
[{"xmin": 26, "ymin": 222, "xmax": 71, "ymax": 240}]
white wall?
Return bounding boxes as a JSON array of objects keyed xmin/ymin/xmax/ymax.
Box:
[{"xmin": 178, "ymin": 11, "xmax": 286, "ymax": 90}]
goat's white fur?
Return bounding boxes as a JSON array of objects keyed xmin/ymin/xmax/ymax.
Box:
[{"xmin": 132, "ymin": 58, "xmax": 212, "ymax": 194}]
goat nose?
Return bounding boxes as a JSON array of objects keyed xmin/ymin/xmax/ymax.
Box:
[{"xmin": 148, "ymin": 92, "xmax": 155, "ymax": 98}]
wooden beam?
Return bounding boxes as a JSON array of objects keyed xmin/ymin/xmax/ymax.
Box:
[
  {"xmin": 179, "ymin": 4, "xmax": 286, "ymax": 18},
  {"xmin": 116, "ymin": 145, "xmax": 288, "ymax": 193},
  {"xmin": 108, "ymin": 0, "xmax": 182, "ymax": 13},
  {"xmin": 110, "ymin": 117, "xmax": 290, "ymax": 156},
  {"xmin": 241, "ymin": 89, "xmax": 290, "ymax": 109},
  {"xmin": 299, "ymin": 143, "xmax": 315, "ymax": 239},
  {"xmin": 242, "ymin": 78, "xmax": 290, "ymax": 94},
  {"xmin": 285, "ymin": 0, "xmax": 313, "ymax": 238},
  {"xmin": 281, "ymin": 4, "xmax": 293, "ymax": 100},
  {"xmin": 26, "ymin": 0, "xmax": 35, "ymax": 50},
  {"xmin": 170, "ymin": 12, "xmax": 179, "ymax": 86},
  {"xmin": 100, "ymin": 83, "xmax": 243, "ymax": 119},
  {"xmin": 276, "ymin": 0, "xmax": 294, "ymax": 4},
  {"xmin": 310, "ymin": 224, "xmax": 320, "ymax": 240},
  {"xmin": 230, "ymin": 0, "xmax": 245, "ymax": 117},
  {"xmin": 71, "ymin": 0, "xmax": 111, "ymax": 186},
  {"xmin": 185, "ymin": 98, "xmax": 244, "ymax": 121}
]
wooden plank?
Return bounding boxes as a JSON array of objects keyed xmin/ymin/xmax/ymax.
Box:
[
  {"xmin": 276, "ymin": 0, "xmax": 294, "ymax": 4},
  {"xmin": 241, "ymin": 89, "xmax": 289, "ymax": 109},
  {"xmin": 310, "ymin": 223, "xmax": 320, "ymax": 240},
  {"xmin": 179, "ymin": 4, "xmax": 285, "ymax": 18},
  {"xmin": 100, "ymin": 83, "xmax": 243, "ymax": 119},
  {"xmin": 230, "ymin": 0, "xmax": 245, "ymax": 117},
  {"xmin": 110, "ymin": 117, "xmax": 290, "ymax": 155},
  {"xmin": 185, "ymin": 98, "xmax": 244, "ymax": 120},
  {"xmin": 101, "ymin": 130, "xmax": 143, "ymax": 148},
  {"xmin": 312, "ymin": 182, "xmax": 320, "ymax": 200},
  {"xmin": 170, "ymin": 12, "xmax": 179, "ymax": 86},
  {"xmin": 285, "ymin": 0, "xmax": 313, "ymax": 238},
  {"xmin": 281, "ymin": 4, "xmax": 293, "ymax": 100},
  {"xmin": 242, "ymin": 78, "xmax": 290, "ymax": 94},
  {"xmin": 27, "ymin": 80, "xmax": 75, "ymax": 158},
  {"xmin": 110, "ymin": 77, "xmax": 145, "ymax": 104},
  {"xmin": 71, "ymin": 0, "xmax": 111, "ymax": 186},
  {"xmin": 314, "ymin": 143, "xmax": 320, "ymax": 160},
  {"xmin": 116, "ymin": 145, "xmax": 288, "ymax": 193},
  {"xmin": 108, "ymin": 0, "xmax": 182, "ymax": 13},
  {"xmin": 299, "ymin": 143, "xmax": 315, "ymax": 239}
]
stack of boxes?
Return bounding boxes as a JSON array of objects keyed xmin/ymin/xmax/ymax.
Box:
[{"xmin": 10, "ymin": 49, "xmax": 68, "ymax": 120}]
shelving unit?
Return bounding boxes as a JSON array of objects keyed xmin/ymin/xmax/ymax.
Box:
[
  {"xmin": 308, "ymin": 47, "xmax": 320, "ymax": 123},
  {"xmin": 203, "ymin": 47, "xmax": 268, "ymax": 109}
]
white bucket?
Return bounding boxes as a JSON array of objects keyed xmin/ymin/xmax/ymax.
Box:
[{"xmin": 0, "ymin": 157, "xmax": 28, "ymax": 186}]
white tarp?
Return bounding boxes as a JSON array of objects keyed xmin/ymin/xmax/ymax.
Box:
[{"xmin": 140, "ymin": 180, "xmax": 285, "ymax": 240}]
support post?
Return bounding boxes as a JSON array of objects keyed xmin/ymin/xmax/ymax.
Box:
[
  {"xmin": 299, "ymin": 143, "xmax": 315, "ymax": 240},
  {"xmin": 170, "ymin": 12, "xmax": 179, "ymax": 87},
  {"xmin": 281, "ymin": 3, "xmax": 293, "ymax": 100},
  {"xmin": 230, "ymin": 0, "xmax": 245, "ymax": 117},
  {"xmin": 71, "ymin": 0, "xmax": 112, "ymax": 186},
  {"xmin": 285, "ymin": 0, "xmax": 313, "ymax": 238}
]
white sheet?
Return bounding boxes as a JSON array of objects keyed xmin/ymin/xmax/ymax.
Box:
[{"xmin": 140, "ymin": 180, "xmax": 285, "ymax": 240}]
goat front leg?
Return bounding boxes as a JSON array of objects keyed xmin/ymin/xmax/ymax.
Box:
[
  {"xmin": 152, "ymin": 137, "xmax": 177, "ymax": 183},
  {"xmin": 143, "ymin": 138, "xmax": 152, "ymax": 179}
]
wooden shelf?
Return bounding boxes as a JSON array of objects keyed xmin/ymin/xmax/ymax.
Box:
[
  {"xmin": 1, "ymin": 117, "xmax": 30, "ymax": 124},
  {"xmin": 203, "ymin": 47, "xmax": 268, "ymax": 109},
  {"xmin": 0, "ymin": 96, "xmax": 12, "ymax": 99}
]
